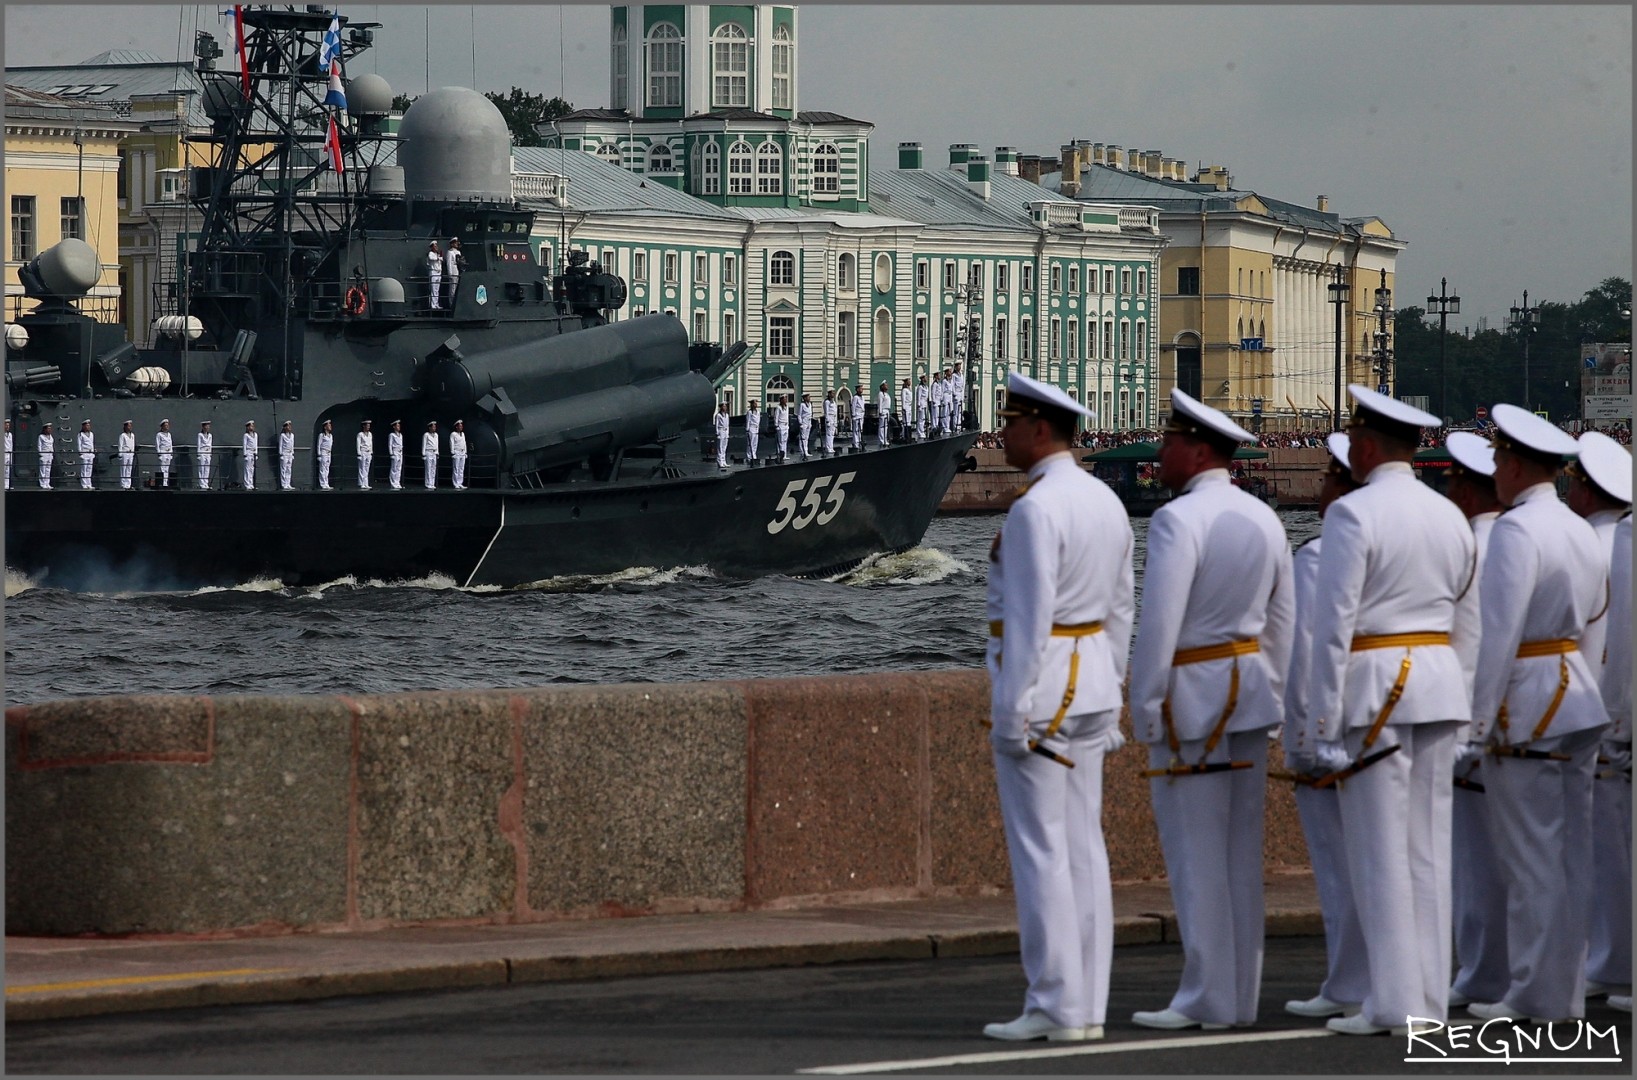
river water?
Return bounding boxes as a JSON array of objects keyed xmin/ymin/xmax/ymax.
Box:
[{"xmin": 3, "ymin": 510, "xmax": 1321, "ymax": 706}]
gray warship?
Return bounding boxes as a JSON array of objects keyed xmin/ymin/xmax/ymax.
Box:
[{"xmin": 3, "ymin": 8, "xmax": 978, "ymax": 591}]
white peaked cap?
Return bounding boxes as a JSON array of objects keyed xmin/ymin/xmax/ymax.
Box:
[
  {"xmin": 1491, "ymin": 403, "xmax": 1577, "ymax": 458},
  {"xmin": 1325, "ymin": 432, "xmax": 1351, "ymax": 467},
  {"xmin": 1575, "ymin": 429, "xmax": 1633, "ymax": 504},
  {"xmin": 1000, "ymin": 371, "xmax": 1095, "ymax": 421},
  {"xmin": 1446, "ymin": 431, "xmax": 1496, "ymax": 478},
  {"xmin": 1347, "ymin": 384, "xmax": 1440, "ymax": 429},
  {"xmin": 1168, "ymin": 387, "xmax": 1255, "ymax": 443}
]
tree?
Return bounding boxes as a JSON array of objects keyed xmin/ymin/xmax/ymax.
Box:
[{"xmin": 483, "ymin": 87, "xmax": 573, "ymax": 147}]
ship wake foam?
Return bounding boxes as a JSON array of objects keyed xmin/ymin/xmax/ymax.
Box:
[{"xmin": 829, "ymin": 546, "xmax": 970, "ymax": 587}]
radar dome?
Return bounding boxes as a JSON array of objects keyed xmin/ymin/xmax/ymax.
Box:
[
  {"xmin": 398, "ymin": 87, "xmax": 511, "ymax": 202},
  {"xmin": 348, "ymin": 73, "xmax": 393, "ymax": 117},
  {"xmin": 30, "ymin": 239, "xmax": 101, "ymax": 297}
]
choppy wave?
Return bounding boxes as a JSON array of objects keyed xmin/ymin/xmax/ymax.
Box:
[
  {"xmin": 831, "ymin": 546, "xmax": 971, "ymax": 587},
  {"xmin": 190, "ymin": 577, "xmax": 290, "ymax": 596},
  {"xmin": 511, "ymin": 565, "xmax": 715, "ymax": 592},
  {"xmin": 5, "ymin": 567, "xmax": 38, "ymax": 597}
]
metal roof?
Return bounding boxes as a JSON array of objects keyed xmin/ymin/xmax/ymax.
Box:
[
  {"xmin": 5, "ymin": 59, "xmax": 208, "ymax": 126},
  {"xmin": 721, "ymin": 206, "xmax": 922, "ymax": 229},
  {"xmin": 794, "ymin": 110, "xmax": 870, "ymax": 126},
  {"xmin": 511, "ymin": 146, "xmax": 736, "ymax": 221},
  {"xmin": 554, "ymin": 108, "xmax": 633, "ymax": 123},
  {"xmin": 3, "ymin": 84, "xmax": 138, "ymax": 128},
  {"xmin": 871, "ymin": 167, "xmax": 1070, "ymax": 231}
]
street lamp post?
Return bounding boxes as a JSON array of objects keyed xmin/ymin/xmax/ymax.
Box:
[
  {"xmin": 1509, "ymin": 290, "xmax": 1540, "ymax": 412},
  {"xmin": 1372, "ymin": 268, "xmax": 1393, "ymax": 397},
  {"xmin": 1426, "ymin": 277, "xmax": 1461, "ymax": 423},
  {"xmin": 1327, "ymin": 264, "xmax": 1348, "ymax": 431}
]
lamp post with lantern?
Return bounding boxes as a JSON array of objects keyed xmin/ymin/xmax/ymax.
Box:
[
  {"xmin": 1509, "ymin": 290, "xmax": 1540, "ymax": 412},
  {"xmin": 1426, "ymin": 277, "xmax": 1460, "ymax": 423},
  {"xmin": 1371, "ymin": 268, "xmax": 1393, "ymax": 398},
  {"xmin": 1327, "ymin": 264, "xmax": 1348, "ymax": 431}
]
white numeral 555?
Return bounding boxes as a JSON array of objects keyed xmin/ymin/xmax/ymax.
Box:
[{"xmin": 767, "ymin": 471, "xmax": 857, "ymax": 534}]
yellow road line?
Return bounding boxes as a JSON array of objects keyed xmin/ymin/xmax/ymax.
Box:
[{"xmin": 7, "ymin": 968, "xmax": 289, "ymax": 995}]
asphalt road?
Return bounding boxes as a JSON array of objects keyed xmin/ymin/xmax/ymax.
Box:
[{"xmin": 7, "ymin": 938, "xmax": 1630, "ymax": 1075}]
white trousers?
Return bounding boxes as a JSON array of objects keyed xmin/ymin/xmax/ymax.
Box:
[
  {"xmin": 823, "ymin": 423, "xmax": 835, "ymax": 454},
  {"xmin": 916, "ymin": 413, "xmax": 927, "ymax": 440},
  {"xmin": 1147, "ymin": 731, "xmax": 1268, "ymax": 1025},
  {"xmin": 429, "ymin": 268, "xmax": 442, "ymax": 308},
  {"xmin": 317, "ymin": 451, "xmax": 331, "ymax": 489},
  {"xmin": 992, "ymin": 708, "xmax": 1118, "ymax": 1029},
  {"xmin": 451, "ymin": 453, "xmax": 466, "ymax": 488},
  {"xmin": 746, "ymin": 430, "xmax": 758, "ymax": 461},
  {"xmin": 158, "ymin": 453, "xmax": 172, "ymax": 485},
  {"xmin": 1293, "ymin": 782, "xmax": 1370, "ymax": 1006},
  {"xmin": 851, "ymin": 418, "xmax": 863, "ymax": 448},
  {"xmin": 241, "ymin": 454, "xmax": 255, "ymax": 490},
  {"xmin": 878, "ymin": 417, "xmax": 889, "ymax": 446},
  {"xmin": 197, "ymin": 454, "xmax": 211, "ymax": 489},
  {"xmin": 1335, "ymin": 720, "xmax": 1459, "ymax": 1027},
  {"xmin": 119, "ymin": 452, "xmax": 134, "ymax": 488},
  {"xmin": 424, "ymin": 454, "xmax": 437, "ymax": 488},
  {"xmin": 1587, "ymin": 771, "xmax": 1632, "ymax": 986},
  {"xmin": 357, "ymin": 453, "xmax": 371, "ymax": 489},
  {"xmin": 775, "ymin": 426, "xmax": 788, "ymax": 459},
  {"xmin": 279, "ymin": 454, "xmax": 294, "ymax": 490},
  {"xmin": 389, "ymin": 454, "xmax": 402, "ymax": 488},
  {"xmin": 799, "ymin": 421, "xmax": 811, "ymax": 457},
  {"xmin": 1485, "ymin": 726, "xmax": 1602, "ymax": 1019},
  {"xmin": 80, "ymin": 453, "xmax": 94, "ymax": 488},
  {"xmin": 1451, "ymin": 772, "xmax": 1511, "ymax": 1002}
]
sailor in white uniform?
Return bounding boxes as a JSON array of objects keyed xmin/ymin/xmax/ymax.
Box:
[
  {"xmin": 422, "ymin": 421, "xmax": 439, "ymax": 488},
  {"xmin": 449, "ymin": 420, "xmax": 467, "ymax": 488},
  {"xmin": 822, "ymin": 391, "xmax": 838, "ymax": 455},
  {"xmin": 387, "ymin": 420, "xmax": 404, "ymax": 489},
  {"xmin": 1304, "ymin": 386, "xmax": 1478, "ymax": 1035},
  {"xmin": 444, "ymin": 237, "xmax": 465, "ymax": 307},
  {"xmin": 1599, "ymin": 511, "xmax": 1633, "ymax": 1013},
  {"xmin": 427, "ymin": 241, "xmax": 443, "ymax": 310},
  {"xmin": 240, "ymin": 420, "xmax": 258, "ymax": 490},
  {"xmin": 797, "ymin": 394, "xmax": 814, "ymax": 459},
  {"xmin": 952, "ymin": 362, "xmax": 968, "ymax": 431},
  {"xmin": 356, "ymin": 419, "xmax": 373, "ymax": 489},
  {"xmin": 915, "ymin": 374, "xmax": 930, "ymax": 440},
  {"xmin": 117, "ymin": 420, "xmax": 136, "ymax": 489},
  {"xmin": 877, "ymin": 382, "xmax": 893, "ymax": 447},
  {"xmin": 941, "ymin": 368, "xmax": 956, "ymax": 434},
  {"xmin": 277, "ymin": 420, "xmax": 296, "ymax": 490},
  {"xmin": 773, "ymin": 397, "xmax": 790, "ymax": 462},
  {"xmin": 36, "ymin": 423, "xmax": 53, "ymax": 489},
  {"xmin": 850, "ymin": 385, "xmax": 866, "ymax": 450},
  {"xmin": 930, "ymin": 371, "xmax": 946, "ymax": 435},
  {"xmin": 713, "ymin": 402, "xmax": 731, "ymax": 470},
  {"xmin": 899, "ymin": 379, "xmax": 914, "ymax": 441},
  {"xmin": 1465, "ymin": 405, "xmax": 1609, "ymax": 1025},
  {"xmin": 1565, "ymin": 430, "xmax": 1632, "ymax": 998},
  {"xmin": 1129, "ymin": 389, "xmax": 1295, "ymax": 1031},
  {"xmin": 155, "ymin": 419, "xmax": 174, "ymax": 487},
  {"xmin": 316, "ymin": 420, "xmax": 334, "ymax": 489},
  {"xmin": 1439, "ymin": 431, "xmax": 1510, "ymax": 1010},
  {"xmin": 743, "ymin": 401, "xmax": 760, "ymax": 464},
  {"xmin": 196, "ymin": 420, "xmax": 213, "ymax": 489},
  {"xmin": 3, "ymin": 418, "xmax": 11, "ymax": 489},
  {"xmin": 1282, "ymin": 433, "xmax": 1371, "ymax": 1021},
  {"xmin": 77, "ymin": 420, "xmax": 96, "ymax": 489},
  {"xmin": 983, "ymin": 372, "xmax": 1133, "ymax": 1044}
]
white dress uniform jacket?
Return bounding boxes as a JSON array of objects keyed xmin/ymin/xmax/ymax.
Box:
[
  {"xmin": 1588, "ymin": 509, "xmax": 1632, "ymax": 992},
  {"xmin": 713, "ymin": 409, "xmax": 731, "ymax": 468},
  {"xmin": 278, "ymin": 430, "xmax": 296, "ymax": 489},
  {"xmin": 422, "ymin": 430, "xmax": 439, "ymax": 487},
  {"xmin": 156, "ymin": 427, "xmax": 174, "ymax": 485},
  {"xmin": 427, "ymin": 249, "xmax": 443, "ymax": 309},
  {"xmin": 1603, "ymin": 514, "xmax": 1633, "ymax": 740},
  {"xmin": 952, "ymin": 373, "xmax": 967, "ymax": 428},
  {"xmin": 914, "ymin": 382, "xmax": 929, "ymax": 437},
  {"xmin": 3, "ymin": 428, "xmax": 11, "ymax": 488},
  {"xmin": 316, "ymin": 429, "xmax": 333, "ymax": 489},
  {"xmin": 899, "ymin": 385, "xmax": 913, "ymax": 433},
  {"xmin": 118, "ymin": 429, "xmax": 137, "ymax": 488},
  {"xmin": 772, "ymin": 404, "xmax": 789, "ymax": 459},
  {"xmin": 196, "ymin": 431, "xmax": 213, "ymax": 489},
  {"xmin": 1580, "ymin": 508, "xmax": 1624, "ymax": 687}
]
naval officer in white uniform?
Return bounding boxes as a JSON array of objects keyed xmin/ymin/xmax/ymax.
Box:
[
  {"xmin": 914, "ymin": 374, "xmax": 930, "ymax": 440},
  {"xmin": 77, "ymin": 420, "xmax": 96, "ymax": 489},
  {"xmin": 1282, "ymin": 433, "xmax": 1370, "ymax": 1021},
  {"xmin": 772, "ymin": 396, "xmax": 790, "ymax": 462},
  {"xmin": 1599, "ymin": 508, "xmax": 1633, "ymax": 1014},
  {"xmin": 850, "ymin": 385, "xmax": 866, "ymax": 450},
  {"xmin": 422, "ymin": 421, "xmax": 440, "ymax": 488},
  {"xmin": 117, "ymin": 420, "xmax": 137, "ymax": 489},
  {"xmin": 316, "ymin": 420, "xmax": 334, "ymax": 489},
  {"xmin": 797, "ymin": 394, "xmax": 814, "ymax": 459},
  {"xmin": 356, "ymin": 419, "xmax": 373, "ymax": 489},
  {"xmin": 387, "ymin": 420, "xmax": 405, "ymax": 489},
  {"xmin": 877, "ymin": 382, "xmax": 893, "ymax": 446},
  {"xmin": 1466, "ymin": 404, "xmax": 1609, "ymax": 1025},
  {"xmin": 3, "ymin": 418, "xmax": 11, "ymax": 489},
  {"xmin": 822, "ymin": 390, "xmax": 838, "ymax": 456},
  {"xmin": 743, "ymin": 401, "xmax": 760, "ymax": 464},
  {"xmin": 1129, "ymin": 388, "xmax": 1294, "ymax": 1032},
  {"xmin": 713, "ymin": 401, "xmax": 731, "ymax": 470},
  {"xmin": 240, "ymin": 420, "xmax": 258, "ymax": 490},
  {"xmin": 899, "ymin": 379, "xmax": 914, "ymax": 441},
  {"xmin": 983, "ymin": 372, "xmax": 1133, "ymax": 1043},
  {"xmin": 449, "ymin": 419, "xmax": 467, "ymax": 488},
  {"xmin": 277, "ymin": 420, "xmax": 296, "ymax": 490},
  {"xmin": 155, "ymin": 419, "xmax": 174, "ymax": 487},
  {"xmin": 36, "ymin": 422, "xmax": 53, "ymax": 488},
  {"xmin": 196, "ymin": 420, "xmax": 214, "ymax": 489},
  {"xmin": 1566, "ymin": 430, "xmax": 1631, "ymax": 999},
  {"xmin": 1304, "ymin": 385, "xmax": 1478, "ymax": 1035},
  {"xmin": 1439, "ymin": 431, "xmax": 1510, "ymax": 1010}
]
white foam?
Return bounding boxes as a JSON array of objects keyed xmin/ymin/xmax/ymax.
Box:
[
  {"xmin": 831, "ymin": 547, "xmax": 969, "ymax": 587},
  {"xmin": 512, "ymin": 565, "xmax": 714, "ymax": 591},
  {"xmin": 5, "ymin": 567, "xmax": 39, "ymax": 597}
]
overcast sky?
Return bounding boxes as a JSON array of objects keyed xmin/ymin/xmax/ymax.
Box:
[{"xmin": 6, "ymin": 4, "xmax": 1631, "ymax": 329}]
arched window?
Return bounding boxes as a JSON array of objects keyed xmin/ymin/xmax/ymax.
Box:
[
  {"xmin": 647, "ymin": 143, "xmax": 674, "ymax": 173},
  {"xmin": 766, "ymin": 373, "xmax": 796, "ymax": 393},
  {"xmin": 772, "ymin": 24, "xmax": 793, "ymax": 110},
  {"xmin": 837, "ymin": 253, "xmax": 855, "ymax": 292},
  {"xmin": 728, "ymin": 140, "xmax": 754, "ymax": 195},
  {"xmin": 611, "ymin": 24, "xmax": 629, "ymax": 110},
  {"xmin": 812, "ymin": 143, "xmax": 839, "ymax": 194},
  {"xmin": 769, "ymin": 250, "xmax": 795, "ymax": 286},
  {"xmin": 755, "ymin": 141, "xmax": 783, "ymax": 195},
  {"xmin": 874, "ymin": 308, "xmax": 893, "ymax": 359},
  {"xmin": 712, "ymin": 22, "xmax": 749, "ymax": 108},
  {"xmin": 646, "ymin": 22, "xmax": 682, "ymax": 108},
  {"xmin": 595, "ymin": 142, "xmax": 622, "ymax": 164},
  {"xmin": 701, "ymin": 142, "xmax": 721, "ymax": 195}
]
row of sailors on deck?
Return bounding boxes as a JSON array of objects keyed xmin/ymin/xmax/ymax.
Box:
[
  {"xmin": 979, "ymin": 371, "xmax": 1632, "ymax": 1044},
  {"xmin": 5, "ymin": 417, "xmax": 469, "ymax": 491}
]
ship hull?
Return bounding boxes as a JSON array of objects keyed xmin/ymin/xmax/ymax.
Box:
[{"xmin": 4, "ymin": 434, "xmax": 979, "ymax": 590}]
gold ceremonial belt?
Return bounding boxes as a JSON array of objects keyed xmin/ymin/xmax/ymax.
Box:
[
  {"xmin": 1350, "ymin": 632, "xmax": 1451, "ymax": 651},
  {"xmin": 988, "ymin": 620, "xmax": 1104, "ymax": 638},
  {"xmin": 1516, "ymin": 638, "xmax": 1577, "ymax": 659},
  {"xmin": 1173, "ymin": 639, "xmax": 1260, "ymax": 666}
]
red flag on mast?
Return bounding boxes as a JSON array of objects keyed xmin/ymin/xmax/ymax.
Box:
[
  {"xmin": 234, "ymin": 5, "xmax": 250, "ymax": 98},
  {"xmin": 326, "ymin": 114, "xmax": 344, "ymax": 173}
]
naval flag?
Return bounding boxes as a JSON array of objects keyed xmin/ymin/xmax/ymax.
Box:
[
  {"xmin": 226, "ymin": 5, "xmax": 249, "ymax": 99},
  {"xmin": 326, "ymin": 114, "xmax": 344, "ymax": 173},
  {"xmin": 318, "ymin": 13, "xmax": 342, "ymax": 71},
  {"xmin": 325, "ymin": 59, "xmax": 347, "ymax": 110}
]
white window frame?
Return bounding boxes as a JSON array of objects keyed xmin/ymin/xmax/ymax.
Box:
[
  {"xmin": 1137, "ymin": 267, "xmax": 1148, "ymax": 296},
  {"xmin": 632, "ymin": 251, "xmax": 647, "ymax": 283},
  {"xmin": 943, "ymin": 261, "xmax": 956, "ymax": 290},
  {"xmin": 722, "ymin": 253, "xmax": 737, "ymax": 285},
  {"xmin": 1121, "ymin": 268, "xmax": 1132, "ymax": 296},
  {"xmin": 997, "ymin": 263, "xmax": 1009, "ymax": 293},
  {"xmin": 712, "ymin": 22, "xmax": 750, "ymax": 108},
  {"xmin": 663, "ymin": 252, "xmax": 679, "ymax": 283},
  {"xmin": 1068, "ymin": 317, "xmax": 1078, "ymax": 360},
  {"xmin": 1049, "ymin": 317, "xmax": 1061, "ymax": 360},
  {"xmin": 995, "ymin": 316, "xmax": 1007, "ymax": 359},
  {"xmin": 769, "ymin": 250, "xmax": 796, "ymax": 286},
  {"xmin": 645, "ymin": 22, "xmax": 683, "ymax": 108},
  {"xmin": 1022, "ymin": 263, "xmax": 1035, "ymax": 293},
  {"xmin": 838, "ymin": 310, "xmax": 855, "ymax": 358},
  {"xmin": 694, "ymin": 253, "xmax": 709, "ymax": 283},
  {"xmin": 702, "ymin": 142, "xmax": 721, "ymax": 195},
  {"xmin": 837, "ymin": 252, "xmax": 855, "ymax": 292},
  {"xmin": 647, "ymin": 142, "xmax": 674, "ymax": 173},
  {"xmin": 611, "ymin": 23, "xmax": 629, "ymax": 110},
  {"xmin": 1067, "ymin": 265, "xmax": 1079, "ymax": 294},
  {"xmin": 812, "ymin": 142, "xmax": 840, "ymax": 194},
  {"xmin": 692, "ymin": 310, "xmax": 708, "ymax": 342},
  {"xmin": 1049, "ymin": 264, "xmax": 1062, "ymax": 294},
  {"xmin": 771, "ymin": 25, "xmax": 793, "ymax": 111},
  {"xmin": 769, "ymin": 314, "xmax": 796, "ymax": 357},
  {"xmin": 915, "ymin": 260, "xmax": 929, "ymax": 290},
  {"xmin": 722, "ymin": 311, "xmax": 738, "ymax": 343},
  {"xmin": 755, "ymin": 141, "xmax": 783, "ymax": 195},
  {"xmin": 914, "ymin": 315, "xmax": 928, "ymax": 359},
  {"xmin": 942, "ymin": 315, "xmax": 955, "ymax": 359},
  {"xmin": 728, "ymin": 140, "xmax": 754, "ymax": 195},
  {"xmin": 1020, "ymin": 316, "xmax": 1033, "ymax": 361}
]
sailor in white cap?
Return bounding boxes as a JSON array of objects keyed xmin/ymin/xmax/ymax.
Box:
[
  {"xmin": 851, "ymin": 385, "xmax": 866, "ymax": 450},
  {"xmin": 387, "ymin": 419, "xmax": 404, "ymax": 489},
  {"xmin": 952, "ymin": 362, "xmax": 968, "ymax": 431},
  {"xmin": 1438, "ymin": 429, "xmax": 1511, "ymax": 1011},
  {"xmin": 1129, "ymin": 389, "xmax": 1294, "ymax": 1032},
  {"xmin": 899, "ymin": 378, "xmax": 914, "ymax": 441},
  {"xmin": 155, "ymin": 418, "xmax": 174, "ymax": 487},
  {"xmin": 77, "ymin": 419, "xmax": 96, "ymax": 489},
  {"xmin": 240, "ymin": 420, "xmax": 258, "ymax": 490},
  {"xmin": 2, "ymin": 418, "xmax": 11, "ymax": 490},
  {"xmin": 36, "ymin": 422, "xmax": 54, "ymax": 489},
  {"xmin": 915, "ymin": 373, "xmax": 930, "ymax": 440},
  {"xmin": 1303, "ymin": 385, "xmax": 1478, "ymax": 1035},
  {"xmin": 196, "ymin": 420, "xmax": 213, "ymax": 489},
  {"xmin": 797, "ymin": 393, "xmax": 813, "ymax": 459},
  {"xmin": 449, "ymin": 419, "xmax": 467, "ymax": 488},
  {"xmin": 877, "ymin": 381, "xmax": 893, "ymax": 447},
  {"xmin": 422, "ymin": 421, "xmax": 440, "ymax": 488},
  {"xmin": 1599, "ymin": 507, "xmax": 1632, "ymax": 1014},
  {"xmin": 1282, "ymin": 433, "xmax": 1370, "ymax": 1022},
  {"xmin": 982, "ymin": 372, "xmax": 1132, "ymax": 1044},
  {"xmin": 277, "ymin": 420, "xmax": 296, "ymax": 490},
  {"xmin": 117, "ymin": 420, "xmax": 137, "ymax": 489},
  {"xmin": 356, "ymin": 419, "xmax": 373, "ymax": 489},
  {"xmin": 1565, "ymin": 429, "xmax": 1632, "ymax": 999},
  {"xmin": 743, "ymin": 400, "xmax": 760, "ymax": 465},
  {"xmin": 427, "ymin": 240, "xmax": 443, "ymax": 310},
  {"xmin": 772, "ymin": 395, "xmax": 790, "ymax": 462},
  {"xmin": 713, "ymin": 401, "xmax": 731, "ymax": 471},
  {"xmin": 1465, "ymin": 404, "xmax": 1608, "ymax": 1025},
  {"xmin": 316, "ymin": 419, "xmax": 334, "ymax": 490}
]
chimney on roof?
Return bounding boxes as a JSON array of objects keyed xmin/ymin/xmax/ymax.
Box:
[
  {"xmin": 1316, "ymin": 194, "xmax": 1330, "ymax": 213},
  {"xmin": 1059, "ymin": 144, "xmax": 1080, "ymax": 199},
  {"xmin": 1018, "ymin": 155, "xmax": 1042, "ymax": 184},
  {"xmin": 948, "ymin": 143, "xmax": 975, "ymax": 175},
  {"xmin": 1107, "ymin": 145, "xmax": 1124, "ymax": 170},
  {"xmin": 1199, "ymin": 165, "xmax": 1232, "ymax": 191},
  {"xmin": 898, "ymin": 142, "xmax": 923, "ymax": 170},
  {"xmin": 967, "ymin": 154, "xmax": 991, "ymax": 201},
  {"xmin": 1091, "ymin": 142, "xmax": 1106, "ymax": 166},
  {"xmin": 994, "ymin": 146, "xmax": 1018, "ymax": 176},
  {"xmin": 1169, "ymin": 158, "xmax": 1187, "ymax": 181}
]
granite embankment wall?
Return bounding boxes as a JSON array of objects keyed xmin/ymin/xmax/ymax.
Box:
[
  {"xmin": 941, "ymin": 447, "xmax": 1331, "ymax": 512},
  {"xmin": 6, "ymin": 672, "xmax": 1312, "ymax": 938}
]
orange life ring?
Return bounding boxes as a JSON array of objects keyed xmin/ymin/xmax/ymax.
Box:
[{"xmin": 343, "ymin": 285, "xmax": 368, "ymax": 316}]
